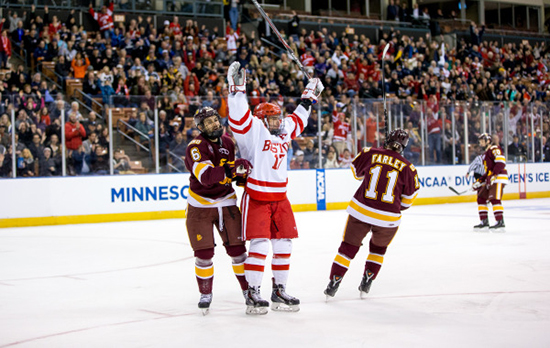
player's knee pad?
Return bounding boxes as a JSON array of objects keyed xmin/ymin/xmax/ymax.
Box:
[
  {"xmin": 249, "ymin": 238, "xmax": 270, "ymax": 255},
  {"xmin": 369, "ymin": 240, "xmax": 388, "ymax": 255},
  {"xmin": 489, "ymin": 199, "xmax": 501, "ymax": 206},
  {"xmin": 271, "ymin": 238, "xmax": 292, "ymax": 255},
  {"xmin": 225, "ymin": 244, "xmax": 246, "ymax": 258},
  {"xmin": 195, "ymin": 257, "xmax": 213, "ymax": 267},
  {"xmin": 338, "ymin": 241, "xmax": 360, "ymax": 259},
  {"xmin": 194, "ymin": 248, "xmax": 214, "ymax": 260}
]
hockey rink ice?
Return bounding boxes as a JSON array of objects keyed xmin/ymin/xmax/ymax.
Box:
[{"xmin": 1, "ymin": 198, "xmax": 549, "ymax": 348}]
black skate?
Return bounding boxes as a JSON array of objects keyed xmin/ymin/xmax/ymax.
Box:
[
  {"xmin": 198, "ymin": 293, "xmax": 212, "ymax": 315},
  {"xmin": 358, "ymin": 270, "xmax": 375, "ymax": 298},
  {"xmin": 324, "ymin": 275, "xmax": 343, "ymax": 300},
  {"xmin": 245, "ymin": 286, "xmax": 269, "ymax": 315},
  {"xmin": 271, "ymin": 279, "xmax": 300, "ymax": 312},
  {"xmin": 473, "ymin": 219, "xmax": 489, "ymax": 232},
  {"xmin": 489, "ymin": 219, "xmax": 506, "ymax": 233}
]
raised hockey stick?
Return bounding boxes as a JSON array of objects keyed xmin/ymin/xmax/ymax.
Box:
[
  {"xmin": 381, "ymin": 43, "xmax": 391, "ymax": 143},
  {"xmin": 250, "ymin": 0, "xmax": 311, "ymax": 79}
]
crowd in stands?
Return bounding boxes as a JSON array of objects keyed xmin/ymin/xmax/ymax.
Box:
[{"xmin": 1, "ymin": 3, "xmax": 550, "ymax": 177}]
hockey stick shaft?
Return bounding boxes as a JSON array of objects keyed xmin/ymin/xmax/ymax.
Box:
[
  {"xmin": 448, "ymin": 187, "xmax": 471, "ymax": 195},
  {"xmin": 250, "ymin": 0, "xmax": 311, "ymax": 79},
  {"xmin": 381, "ymin": 43, "xmax": 390, "ymax": 142}
]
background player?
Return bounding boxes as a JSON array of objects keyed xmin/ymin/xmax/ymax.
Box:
[
  {"xmin": 184, "ymin": 107, "xmax": 252, "ymax": 315},
  {"xmin": 324, "ymin": 129, "xmax": 420, "ymax": 299},
  {"xmin": 473, "ymin": 133, "xmax": 508, "ymax": 232},
  {"xmin": 227, "ymin": 62, "xmax": 324, "ymax": 314}
]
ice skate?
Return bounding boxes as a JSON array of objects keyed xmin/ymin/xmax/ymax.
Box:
[
  {"xmin": 198, "ymin": 293, "xmax": 212, "ymax": 315},
  {"xmin": 271, "ymin": 279, "xmax": 300, "ymax": 312},
  {"xmin": 473, "ymin": 219, "xmax": 489, "ymax": 232},
  {"xmin": 245, "ymin": 286, "xmax": 269, "ymax": 315},
  {"xmin": 358, "ymin": 270, "xmax": 375, "ymax": 298},
  {"xmin": 489, "ymin": 220, "xmax": 506, "ymax": 233},
  {"xmin": 324, "ymin": 275, "xmax": 343, "ymax": 301}
]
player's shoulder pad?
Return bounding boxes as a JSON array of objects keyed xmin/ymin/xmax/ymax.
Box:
[
  {"xmin": 189, "ymin": 139, "xmax": 202, "ymax": 146},
  {"xmin": 362, "ymin": 147, "xmax": 371, "ymax": 153}
]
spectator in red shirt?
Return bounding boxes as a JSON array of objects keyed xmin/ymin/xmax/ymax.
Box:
[
  {"xmin": 425, "ymin": 108, "xmax": 442, "ymax": 163},
  {"xmin": 0, "ymin": 29, "xmax": 11, "ymax": 69},
  {"xmin": 65, "ymin": 111, "xmax": 86, "ymax": 152},
  {"xmin": 331, "ymin": 101, "xmax": 351, "ymax": 157}
]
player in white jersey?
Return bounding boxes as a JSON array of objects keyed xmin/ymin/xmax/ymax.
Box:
[{"xmin": 227, "ymin": 62, "xmax": 324, "ymax": 314}]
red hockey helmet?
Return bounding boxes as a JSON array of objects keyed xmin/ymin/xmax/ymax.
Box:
[
  {"xmin": 385, "ymin": 129, "xmax": 409, "ymax": 154},
  {"xmin": 254, "ymin": 102, "xmax": 284, "ymax": 135}
]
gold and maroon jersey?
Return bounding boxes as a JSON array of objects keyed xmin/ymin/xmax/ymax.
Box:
[
  {"xmin": 346, "ymin": 147, "xmax": 420, "ymax": 228},
  {"xmin": 184, "ymin": 134, "xmax": 237, "ymax": 208},
  {"xmin": 483, "ymin": 145, "xmax": 508, "ymax": 184}
]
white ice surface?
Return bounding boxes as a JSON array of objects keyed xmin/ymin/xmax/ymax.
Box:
[{"xmin": 1, "ymin": 199, "xmax": 550, "ymax": 348}]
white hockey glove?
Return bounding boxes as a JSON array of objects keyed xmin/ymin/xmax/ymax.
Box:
[
  {"xmin": 301, "ymin": 78, "xmax": 324, "ymax": 104},
  {"xmin": 472, "ymin": 181, "xmax": 482, "ymax": 190},
  {"xmin": 227, "ymin": 62, "xmax": 246, "ymax": 94}
]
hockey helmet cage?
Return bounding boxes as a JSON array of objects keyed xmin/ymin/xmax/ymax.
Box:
[
  {"xmin": 385, "ymin": 129, "xmax": 409, "ymax": 154},
  {"xmin": 254, "ymin": 102, "xmax": 284, "ymax": 135},
  {"xmin": 194, "ymin": 107, "xmax": 223, "ymax": 139}
]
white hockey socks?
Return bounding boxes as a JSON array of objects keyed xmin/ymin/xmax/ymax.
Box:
[
  {"xmin": 244, "ymin": 239, "xmax": 269, "ymax": 287},
  {"xmin": 271, "ymin": 238, "xmax": 292, "ymax": 286}
]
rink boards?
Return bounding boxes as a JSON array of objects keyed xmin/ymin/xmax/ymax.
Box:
[{"xmin": 1, "ymin": 163, "xmax": 549, "ymax": 227}]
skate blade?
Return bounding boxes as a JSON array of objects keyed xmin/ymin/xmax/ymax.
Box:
[
  {"xmin": 473, "ymin": 227, "xmax": 489, "ymax": 232},
  {"xmin": 359, "ymin": 291, "xmax": 368, "ymax": 299},
  {"xmin": 246, "ymin": 306, "xmax": 268, "ymax": 315},
  {"xmin": 490, "ymin": 228, "xmax": 506, "ymax": 233},
  {"xmin": 271, "ymin": 302, "xmax": 300, "ymax": 312},
  {"xmin": 201, "ymin": 308, "xmax": 210, "ymax": 316}
]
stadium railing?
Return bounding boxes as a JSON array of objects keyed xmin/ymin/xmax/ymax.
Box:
[{"xmin": 1, "ymin": 94, "xmax": 548, "ymax": 178}]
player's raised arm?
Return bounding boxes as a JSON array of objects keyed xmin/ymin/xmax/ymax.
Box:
[
  {"xmin": 227, "ymin": 62, "xmax": 250, "ymax": 125},
  {"xmin": 285, "ymin": 78, "xmax": 324, "ymax": 140}
]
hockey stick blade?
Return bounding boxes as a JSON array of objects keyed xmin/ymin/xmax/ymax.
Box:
[{"xmin": 448, "ymin": 187, "xmax": 469, "ymax": 195}]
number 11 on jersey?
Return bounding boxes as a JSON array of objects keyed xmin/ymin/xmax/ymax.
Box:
[{"xmin": 365, "ymin": 165, "xmax": 399, "ymax": 204}]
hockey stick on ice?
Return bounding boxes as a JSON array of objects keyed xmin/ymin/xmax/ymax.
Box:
[
  {"xmin": 448, "ymin": 187, "xmax": 473, "ymax": 196},
  {"xmin": 381, "ymin": 43, "xmax": 391, "ymax": 143},
  {"xmin": 250, "ymin": 0, "xmax": 311, "ymax": 79}
]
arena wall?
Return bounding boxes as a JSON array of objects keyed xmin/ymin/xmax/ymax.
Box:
[{"xmin": 1, "ymin": 163, "xmax": 549, "ymax": 228}]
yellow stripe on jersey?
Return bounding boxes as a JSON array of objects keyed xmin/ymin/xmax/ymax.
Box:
[
  {"xmin": 367, "ymin": 253, "xmax": 384, "ymax": 265},
  {"xmin": 334, "ymin": 254, "xmax": 351, "ymax": 268},
  {"xmin": 495, "ymin": 156, "xmax": 506, "ymax": 163},
  {"xmin": 350, "ymin": 164, "xmax": 363, "ymax": 181},
  {"xmin": 349, "ymin": 199, "xmax": 401, "ymax": 222},
  {"xmin": 401, "ymin": 191, "xmax": 419, "ymax": 206},
  {"xmin": 193, "ymin": 162, "xmax": 213, "ymax": 183},
  {"xmin": 195, "ymin": 265, "xmax": 214, "ymax": 279},
  {"xmin": 188, "ymin": 189, "xmax": 237, "ymax": 206},
  {"xmin": 232, "ymin": 264, "xmax": 244, "ymax": 275}
]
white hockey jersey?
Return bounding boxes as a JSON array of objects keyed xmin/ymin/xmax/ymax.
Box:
[{"xmin": 228, "ymin": 92, "xmax": 310, "ymax": 201}]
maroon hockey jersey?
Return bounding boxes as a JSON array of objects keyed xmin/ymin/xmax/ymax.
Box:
[
  {"xmin": 346, "ymin": 147, "xmax": 420, "ymax": 228},
  {"xmin": 184, "ymin": 134, "xmax": 237, "ymax": 207},
  {"xmin": 481, "ymin": 145, "xmax": 508, "ymax": 184}
]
